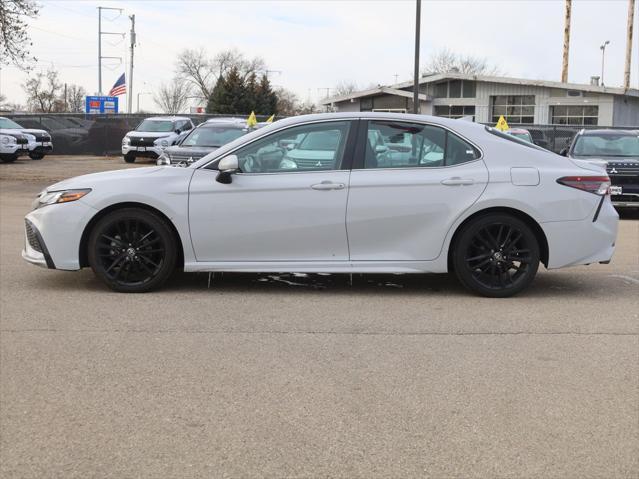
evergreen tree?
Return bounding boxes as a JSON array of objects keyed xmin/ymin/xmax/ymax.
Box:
[
  {"xmin": 241, "ymin": 72, "xmax": 258, "ymax": 114},
  {"xmin": 206, "ymin": 75, "xmax": 228, "ymax": 113},
  {"xmin": 255, "ymin": 74, "xmax": 277, "ymax": 115},
  {"xmin": 223, "ymin": 66, "xmax": 245, "ymax": 114}
]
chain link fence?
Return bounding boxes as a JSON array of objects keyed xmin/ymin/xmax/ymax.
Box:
[{"xmin": 2, "ymin": 113, "xmax": 637, "ymax": 156}]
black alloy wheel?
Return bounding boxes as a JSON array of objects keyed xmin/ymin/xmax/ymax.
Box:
[
  {"xmin": 88, "ymin": 208, "xmax": 176, "ymax": 292},
  {"xmin": 453, "ymin": 214, "xmax": 540, "ymax": 297}
]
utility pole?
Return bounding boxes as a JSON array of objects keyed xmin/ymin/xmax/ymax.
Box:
[
  {"xmin": 561, "ymin": 0, "xmax": 572, "ymax": 83},
  {"xmin": 64, "ymin": 83, "xmax": 68, "ymax": 111},
  {"xmin": 624, "ymin": 0, "xmax": 635, "ymax": 90},
  {"xmin": 128, "ymin": 14, "xmax": 136, "ymax": 113},
  {"xmin": 600, "ymin": 40, "xmax": 610, "ymax": 86},
  {"xmin": 97, "ymin": 6, "xmax": 124, "ymax": 95},
  {"xmin": 413, "ymin": 0, "xmax": 421, "ymax": 114}
]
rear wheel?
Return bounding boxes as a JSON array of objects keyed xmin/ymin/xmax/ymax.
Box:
[
  {"xmin": 124, "ymin": 154, "xmax": 136, "ymax": 163},
  {"xmin": 88, "ymin": 208, "xmax": 176, "ymax": 292},
  {"xmin": 452, "ymin": 214, "xmax": 540, "ymax": 297}
]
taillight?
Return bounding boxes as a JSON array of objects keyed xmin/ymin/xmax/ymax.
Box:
[{"xmin": 556, "ymin": 176, "xmax": 611, "ymax": 196}]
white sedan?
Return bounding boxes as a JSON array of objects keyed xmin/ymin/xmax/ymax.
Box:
[{"xmin": 23, "ymin": 113, "xmax": 618, "ymax": 297}]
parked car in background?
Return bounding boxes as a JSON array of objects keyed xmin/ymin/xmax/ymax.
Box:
[
  {"xmin": 0, "ymin": 117, "xmax": 53, "ymax": 160},
  {"xmin": 562, "ymin": 129, "xmax": 639, "ymax": 208},
  {"xmin": 157, "ymin": 118, "xmax": 250, "ymax": 166},
  {"xmin": 0, "ymin": 129, "xmax": 30, "ymax": 163},
  {"xmin": 23, "ymin": 113, "xmax": 618, "ymax": 297},
  {"xmin": 504, "ymin": 128, "xmax": 534, "ymax": 144},
  {"xmin": 121, "ymin": 116, "xmax": 194, "ymax": 163}
]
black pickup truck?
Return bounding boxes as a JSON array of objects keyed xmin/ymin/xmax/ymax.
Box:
[{"xmin": 562, "ymin": 129, "xmax": 639, "ymax": 208}]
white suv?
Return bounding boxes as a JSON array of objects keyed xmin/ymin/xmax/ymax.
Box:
[
  {"xmin": 0, "ymin": 129, "xmax": 30, "ymax": 163},
  {"xmin": 0, "ymin": 117, "xmax": 53, "ymax": 160},
  {"xmin": 121, "ymin": 116, "xmax": 194, "ymax": 163}
]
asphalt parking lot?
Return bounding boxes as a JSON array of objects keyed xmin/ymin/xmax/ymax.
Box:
[{"xmin": 1, "ymin": 156, "xmax": 638, "ymax": 478}]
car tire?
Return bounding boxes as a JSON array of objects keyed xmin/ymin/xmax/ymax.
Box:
[
  {"xmin": 29, "ymin": 152, "xmax": 44, "ymax": 160},
  {"xmin": 452, "ymin": 213, "xmax": 540, "ymax": 298},
  {"xmin": 0, "ymin": 155, "xmax": 17, "ymax": 163},
  {"xmin": 88, "ymin": 208, "xmax": 177, "ymax": 293},
  {"xmin": 124, "ymin": 154, "xmax": 136, "ymax": 163}
]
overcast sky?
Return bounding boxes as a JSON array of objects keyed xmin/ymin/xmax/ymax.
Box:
[{"xmin": 2, "ymin": 0, "xmax": 637, "ymax": 112}]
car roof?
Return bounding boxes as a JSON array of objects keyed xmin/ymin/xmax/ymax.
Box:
[
  {"xmin": 198, "ymin": 121, "xmax": 247, "ymax": 129},
  {"xmin": 505, "ymin": 128, "xmax": 530, "ymax": 134},
  {"xmin": 580, "ymin": 129, "xmax": 639, "ymax": 136},
  {"xmin": 204, "ymin": 117, "xmax": 246, "ymax": 123},
  {"xmin": 141, "ymin": 116, "xmax": 191, "ymax": 122}
]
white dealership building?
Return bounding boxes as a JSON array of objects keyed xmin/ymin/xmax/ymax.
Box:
[{"xmin": 321, "ymin": 73, "xmax": 639, "ymax": 127}]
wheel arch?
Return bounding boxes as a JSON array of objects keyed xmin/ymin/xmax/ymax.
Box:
[
  {"xmin": 79, "ymin": 202, "xmax": 185, "ymax": 269},
  {"xmin": 447, "ymin": 206, "xmax": 549, "ymax": 270}
]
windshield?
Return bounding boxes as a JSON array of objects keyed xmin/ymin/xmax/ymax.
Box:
[
  {"xmin": 181, "ymin": 125, "xmax": 246, "ymax": 147},
  {"xmin": 485, "ymin": 126, "xmax": 545, "ymax": 151},
  {"xmin": 0, "ymin": 118, "xmax": 24, "ymax": 129},
  {"xmin": 136, "ymin": 120, "xmax": 174, "ymax": 132},
  {"xmin": 298, "ymin": 130, "xmax": 341, "ymax": 151},
  {"xmin": 573, "ymin": 134, "xmax": 639, "ymax": 157}
]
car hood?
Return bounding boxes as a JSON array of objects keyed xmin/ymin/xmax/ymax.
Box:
[
  {"xmin": 126, "ymin": 131, "xmax": 173, "ymax": 139},
  {"xmin": 45, "ymin": 166, "xmax": 167, "ymax": 192},
  {"xmin": 164, "ymin": 145, "xmax": 219, "ymax": 157},
  {"xmin": 20, "ymin": 128, "xmax": 50, "ymax": 137}
]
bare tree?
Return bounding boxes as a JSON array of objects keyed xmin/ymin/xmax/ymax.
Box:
[
  {"xmin": 0, "ymin": 0, "xmax": 39, "ymax": 69},
  {"xmin": 22, "ymin": 69, "xmax": 63, "ymax": 112},
  {"xmin": 66, "ymin": 84, "xmax": 86, "ymax": 112},
  {"xmin": 153, "ymin": 77, "xmax": 192, "ymax": 114},
  {"xmin": 333, "ymin": 80, "xmax": 358, "ymax": 96},
  {"xmin": 175, "ymin": 48, "xmax": 266, "ymax": 101},
  {"xmin": 422, "ymin": 49, "xmax": 503, "ymax": 76}
]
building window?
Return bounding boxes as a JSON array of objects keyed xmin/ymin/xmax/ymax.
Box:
[
  {"xmin": 432, "ymin": 80, "xmax": 476, "ymax": 99},
  {"xmin": 434, "ymin": 105, "xmax": 476, "ymax": 119},
  {"xmin": 491, "ymin": 95, "xmax": 535, "ymax": 124},
  {"xmin": 360, "ymin": 98, "xmax": 373, "ymax": 111},
  {"xmin": 550, "ymin": 105, "xmax": 598, "ymax": 125}
]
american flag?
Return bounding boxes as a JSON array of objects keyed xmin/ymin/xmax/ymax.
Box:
[{"xmin": 108, "ymin": 73, "xmax": 126, "ymax": 96}]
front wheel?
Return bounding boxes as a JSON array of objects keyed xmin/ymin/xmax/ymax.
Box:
[
  {"xmin": 452, "ymin": 214, "xmax": 540, "ymax": 298},
  {"xmin": 88, "ymin": 208, "xmax": 177, "ymax": 292},
  {"xmin": 29, "ymin": 152, "xmax": 44, "ymax": 160},
  {"xmin": 0, "ymin": 155, "xmax": 17, "ymax": 163},
  {"xmin": 123, "ymin": 154, "xmax": 136, "ymax": 163}
]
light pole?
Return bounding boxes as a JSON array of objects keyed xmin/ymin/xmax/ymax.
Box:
[
  {"xmin": 136, "ymin": 91, "xmax": 150, "ymax": 112},
  {"xmin": 600, "ymin": 40, "xmax": 610, "ymax": 86},
  {"xmin": 413, "ymin": 0, "xmax": 421, "ymax": 113}
]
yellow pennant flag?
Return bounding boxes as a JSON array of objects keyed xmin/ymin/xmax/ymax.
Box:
[
  {"xmin": 495, "ymin": 115, "xmax": 510, "ymax": 132},
  {"xmin": 246, "ymin": 111, "xmax": 257, "ymax": 128},
  {"xmin": 266, "ymin": 114, "xmax": 275, "ymax": 123}
]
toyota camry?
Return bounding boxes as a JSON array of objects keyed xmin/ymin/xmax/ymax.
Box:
[{"xmin": 23, "ymin": 113, "xmax": 618, "ymax": 297}]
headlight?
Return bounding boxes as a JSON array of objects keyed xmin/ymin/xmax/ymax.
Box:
[
  {"xmin": 1, "ymin": 136, "xmax": 14, "ymax": 145},
  {"xmin": 33, "ymin": 188, "xmax": 92, "ymax": 210},
  {"xmin": 122, "ymin": 137, "xmax": 130, "ymax": 146},
  {"xmin": 160, "ymin": 139, "xmax": 169, "ymax": 147}
]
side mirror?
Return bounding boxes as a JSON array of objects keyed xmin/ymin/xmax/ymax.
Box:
[
  {"xmin": 175, "ymin": 128, "xmax": 181, "ymax": 135},
  {"xmin": 559, "ymin": 148, "xmax": 568, "ymax": 157},
  {"xmin": 216, "ymin": 155, "xmax": 239, "ymax": 184}
]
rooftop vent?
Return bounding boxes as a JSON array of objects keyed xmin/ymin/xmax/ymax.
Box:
[{"xmin": 590, "ymin": 76, "xmax": 600, "ymax": 86}]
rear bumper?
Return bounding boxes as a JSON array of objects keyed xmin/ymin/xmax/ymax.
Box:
[{"xmin": 542, "ymin": 198, "xmax": 619, "ymax": 269}]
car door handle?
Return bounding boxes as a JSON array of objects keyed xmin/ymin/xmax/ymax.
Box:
[
  {"xmin": 441, "ymin": 177, "xmax": 474, "ymax": 186},
  {"xmin": 311, "ymin": 181, "xmax": 345, "ymax": 190}
]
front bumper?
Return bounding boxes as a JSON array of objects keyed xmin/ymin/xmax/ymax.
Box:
[
  {"xmin": 122, "ymin": 144, "xmax": 164, "ymax": 159},
  {"xmin": 29, "ymin": 142, "xmax": 53, "ymax": 154},
  {"xmin": 22, "ymin": 200, "xmax": 97, "ymax": 271},
  {"xmin": 0, "ymin": 143, "xmax": 29, "ymax": 157}
]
